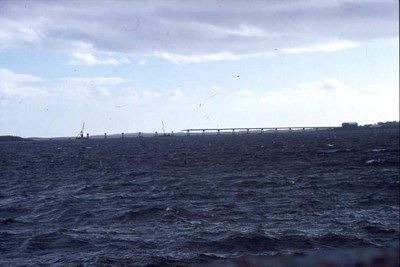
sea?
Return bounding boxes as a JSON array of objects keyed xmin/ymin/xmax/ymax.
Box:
[{"xmin": 0, "ymin": 128, "xmax": 399, "ymax": 266}]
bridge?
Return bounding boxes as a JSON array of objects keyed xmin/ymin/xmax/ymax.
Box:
[{"xmin": 181, "ymin": 126, "xmax": 340, "ymax": 136}]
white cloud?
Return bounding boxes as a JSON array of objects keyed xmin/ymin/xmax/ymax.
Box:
[
  {"xmin": 62, "ymin": 76, "xmax": 127, "ymax": 86},
  {"xmin": 237, "ymin": 89, "xmax": 254, "ymax": 96},
  {"xmin": 202, "ymin": 23, "xmax": 271, "ymax": 38},
  {"xmin": 283, "ymin": 41, "xmax": 360, "ymax": 54},
  {"xmin": 177, "ymin": 78, "xmax": 399, "ymax": 130},
  {"xmin": 0, "ymin": 70, "xmax": 131, "ymax": 106},
  {"xmin": 97, "ymin": 88, "xmax": 111, "ymax": 97},
  {"xmin": 55, "ymin": 77, "xmax": 129, "ymax": 104},
  {"xmin": 211, "ymin": 86, "xmax": 221, "ymax": 92},
  {"xmin": 142, "ymin": 91, "xmax": 160, "ymax": 98},
  {"xmin": 0, "ymin": 68, "xmax": 42, "ymax": 83},
  {"xmin": 57, "ymin": 86, "xmax": 92, "ymax": 103},
  {"xmin": 230, "ymin": 79, "xmax": 399, "ymax": 126},
  {"xmin": 154, "ymin": 51, "xmax": 275, "ymax": 63},
  {"xmin": 226, "ymin": 25, "xmax": 269, "ymax": 38},
  {"xmin": 70, "ymin": 52, "xmax": 130, "ymax": 66},
  {"xmin": 154, "ymin": 51, "xmax": 242, "ymax": 64},
  {"xmin": 0, "ymin": 68, "xmax": 46, "ymax": 99},
  {"xmin": 169, "ymin": 89, "xmax": 184, "ymax": 100},
  {"xmin": 0, "ymin": 18, "xmax": 44, "ymax": 48},
  {"xmin": 0, "ymin": 85, "xmax": 48, "ymax": 99},
  {"xmin": 298, "ymin": 78, "xmax": 348, "ymax": 91},
  {"xmin": 139, "ymin": 59, "xmax": 147, "ymax": 66}
]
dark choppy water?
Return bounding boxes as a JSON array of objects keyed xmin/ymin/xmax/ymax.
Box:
[{"xmin": 0, "ymin": 129, "xmax": 399, "ymax": 266}]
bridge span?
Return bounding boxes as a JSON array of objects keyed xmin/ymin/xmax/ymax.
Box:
[{"xmin": 181, "ymin": 126, "xmax": 340, "ymax": 136}]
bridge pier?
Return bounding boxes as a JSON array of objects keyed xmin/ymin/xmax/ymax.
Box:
[{"xmin": 180, "ymin": 126, "xmax": 339, "ymax": 135}]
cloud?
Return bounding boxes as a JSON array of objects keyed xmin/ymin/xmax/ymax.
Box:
[
  {"xmin": 0, "ymin": 68, "xmax": 42, "ymax": 83},
  {"xmin": 0, "ymin": 17, "xmax": 44, "ymax": 48},
  {"xmin": 230, "ymin": 78, "xmax": 399, "ymax": 126},
  {"xmin": 211, "ymin": 86, "xmax": 221, "ymax": 92},
  {"xmin": 0, "ymin": 68, "xmax": 46, "ymax": 99},
  {"xmin": 139, "ymin": 59, "xmax": 147, "ymax": 66},
  {"xmin": 298, "ymin": 78, "xmax": 347, "ymax": 91},
  {"xmin": 169, "ymin": 89, "xmax": 184, "ymax": 100},
  {"xmin": 56, "ymin": 77, "xmax": 129, "ymax": 104},
  {"xmin": 237, "ymin": 89, "xmax": 254, "ymax": 96},
  {"xmin": 0, "ymin": 0, "xmax": 397, "ymax": 61},
  {"xmin": 97, "ymin": 88, "xmax": 111, "ymax": 97},
  {"xmin": 154, "ymin": 51, "xmax": 242, "ymax": 64},
  {"xmin": 70, "ymin": 52, "xmax": 130, "ymax": 66},
  {"xmin": 154, "ymin": 51, "xmax": 275, "ymax": 63},
  {"xmin": 283, "ymin": 41, "xmax": 360, "ymax": 54},
  {"xmin": 61, "ymin": 76, "xmax": 127, "ymax": 86},
  {"xmin": 0, "ymin": 69, "xmax": 181, "ymax": 110},
  {"xmin": 0, "ymin": 69, "xmax": 130, "ymax": 105},
  {"xmin": 142, "ymin": 91, "xmax": 160, "ymax": 98}
]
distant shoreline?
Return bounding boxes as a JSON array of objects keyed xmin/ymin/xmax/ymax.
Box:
[
  {"xmin": 0, "ymin": 136, "xmax": 33, "ymax": 142},
  {"xmin": 1, "ymin": 121, "xmax": 398, "ymax": 142},
  {"xmin": 1, "ymin": 125, "xmax": 398, "ymax": 142}
]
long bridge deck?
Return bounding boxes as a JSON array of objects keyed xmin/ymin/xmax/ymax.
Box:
[{"xmin": 181, "ymin": 126, "xmax": 340, "ymax": 135}]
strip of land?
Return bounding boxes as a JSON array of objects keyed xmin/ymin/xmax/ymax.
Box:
[{"xmin": 0, "ymin": 136, "xmax": 32, "ymax": 142}]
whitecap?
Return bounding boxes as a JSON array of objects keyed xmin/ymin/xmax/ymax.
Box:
[
  {"xmin": 365, "ymin": 159, "xmax": 386, "ymax": 164},
  {"xmin": 322, "ymin": 149, "xmax": 340, "ymax": 153},
  {"xmin": 371, "ymin": 148, "xmax": 386, "ymax": 152}
]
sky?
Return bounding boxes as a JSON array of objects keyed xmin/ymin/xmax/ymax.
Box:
[{"xmin": 0, "ymin": 0, "xmax": 398, "ymax": 137}]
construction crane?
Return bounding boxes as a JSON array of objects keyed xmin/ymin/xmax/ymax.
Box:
[
  {"xmin": 162, "ymin": 121, "xmax": 166, "ymax": 136},
  {"xmin": 77, "ymin": 122, "xmax": 85, "ymax": 139}
]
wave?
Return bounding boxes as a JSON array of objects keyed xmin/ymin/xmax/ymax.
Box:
[
  {"xmin": 203, "ymin": 242, "xmax": 400, "ymax": 267},
  {"xmin": 314, "ymin": 232, "xmax": 372, "ymax": 248},
  {"xmin": 357, "ymin": 220, "xmax": 398, "ymax": 235},
  {"xmin": 146, "ymin": 256, "xmax": 189, "ymax": 267},
  {"xmin": 186, "ymin": 233, "xmax": 307, "ymax": 253},
  {"xmin": 365, "ymin": 158, "xmax": 386, "ymax": 164},
  {"xmin": 20, "ymin": 231, "xmax": 94, "ymax": 252},
  {"xmin": 320, "ymin": 149, "xmax": 342, "ymax": 154},
  {"xmin": 371, "ymin": 148, "xmax": 386, "ymax": 152},
  {"xmin": 362, "ymin": 225, "xmax": 397, "ymax": 235},
  {"xmin": 0, "ymin": 217, "xmax": 30, "ymax": 226},
  {"xmin": 113, "ymin": 207, "xmax": 164, "ymax": 222},
  {"xmin": 183, "ymin": 232, "xmax": 373, "ymax": 260}
]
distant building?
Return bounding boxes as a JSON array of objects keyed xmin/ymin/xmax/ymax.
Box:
[
  {"xmin": 377, "ymin": 121, "xmax": 400, "ymax": 128},
  {"xmin": 342, "ymin": 122, "xmax": 358, "ymax": 129}
]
